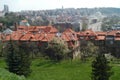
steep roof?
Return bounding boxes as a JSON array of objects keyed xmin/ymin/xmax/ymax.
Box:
[
  {"xmin": 61, "ymin": 28, "xmax": 78, "ymax": 41},
  {"xmin": 44, "ymin": 26, "xmax": 58, "ymax": 33}
]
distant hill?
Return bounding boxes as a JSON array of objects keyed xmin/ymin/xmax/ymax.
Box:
[
  {"xmin": 19, "ymin": 7, "xmax": 120, "ymax": 17},
  {"xmin": 78, "ymin": 7, "xmax": 120, "ymax": 16}
]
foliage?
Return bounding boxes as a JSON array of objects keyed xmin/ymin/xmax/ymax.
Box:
[
  {"xmin": 0, "ymin": 12, "xmax": 25, "ymax": 28},
  {"xmin": 17, "ymin": 43, "xmax": 31, "ymax": 77},
  {"xmin": 80, "ymin": 41, "xmax": 98, "ymax": 61},
  {"xmin": 101, "ymin": 16, "xmax": 120, "ymax": 31},
  {"xmin": 0, "ymin": 58, "xmax": 120, "ymax": 80},
  {"xmin": 45, "ymin": 37, "xmax": 69, "ymax": 61},
  {"xmin": 28, "ymin": 59, "xmax": 91, "ymax": 80},
  {"xmin": 0, "ymin": 42, "xmax": 4, "ymax": 57},
  {"xmin": 5, "ymin": 41, "xmax": 31, "ymax": 77},
  {"xmin": 5, "ymin": 41, "xmax": 20, "ymax": 74},
  {"xmin": 91, "ymin": 54, "xmax": 113, "ymax": 80},
  {"xmin": 81, "ymin": 22, "xmax": 88, "ymax": 31},
  {"xmin": 0, "ymin": 68, "xmax": 26, "ymax": 80},
  {"xmin": 28, "ymin": 17, "xmax": 50, "ymax": 26}
]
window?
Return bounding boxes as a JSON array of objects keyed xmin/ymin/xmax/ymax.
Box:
[
  {"xmin": 80, "ymin": 36, "xmax": 84, "ymax": 39},
  {"xmin": 106, "ymin": 36, "xmax": 114, "ymax": 40}
]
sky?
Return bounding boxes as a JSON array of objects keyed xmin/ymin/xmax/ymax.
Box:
[{"xmin": 0, "ymin": 0, "xmax": 120, "ymax": 12}]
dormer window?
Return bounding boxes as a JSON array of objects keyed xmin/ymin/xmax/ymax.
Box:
[
  {"xmin": 116, "ymin": 31, "xmax": 120, "ymax": 34},
  {"xmin": 86, "ymin": 32, "xmax": 89, "ymax": 35},
  {"xmin": 116, "ymin": 31, "xmax": 120, "ymax": 36}
]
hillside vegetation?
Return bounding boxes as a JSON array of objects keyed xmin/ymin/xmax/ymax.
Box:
[
  {"xmin": 0, "ymin": 58, "xmax": 120, "ymax": 80},
  {"xmin": 0, "ymin": 68, "xmax": 26, "ymax": 80}
]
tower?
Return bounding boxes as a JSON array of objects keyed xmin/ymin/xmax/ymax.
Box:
[{"xmin": 4, "ymin": 5, "xmax": 9, "ymax": 13}]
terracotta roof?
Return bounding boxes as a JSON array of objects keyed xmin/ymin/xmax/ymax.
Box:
[
  {"xmin": 95, "ymin": 31, "xmax": 107, "ymax": 36},
  {"xmin": 61, "ymin": 28, "xmax": 78, "ymax": 41},
  {"xmin": 40, "ymin": 33, "xmax": 55, "ymax": 42},
  {"xmin": 83, "ymin": 29, "xmax": 97, "ymax": 36},
  {"xmin": 44, "ymin": 26, "xmax": 58, "ymax": 33},
  {"xmin": 18, "ymin": 26, "xmax": 27, "ymax": 29},
  {"xmin": 17, "ymin": 26, "xmax": 58, "ymax": 34},
  {"xmin": 4, "ymin": 34, "xmax": 11, "ymax": 41},
  {"xmin": 107, "ymin": 30, "xmax": 120, "ymax": 36},
  {"xmin": 11, "ymin": 32, "xmax": 23, "ymax": 41},
  {"xmin": 96, "ymin": 36, "xmax": 105, "ymax": 40},
  {"xmin": 77, "ymin": 32, "xmax": 86, "ymax": 36},
  {"xmin": 7, "ymin": 26, "xmax": 120, "ymax": 42},
  {"xmin": 115, "ymin": 37, "xmax": 120, "ymax": 40},
  {"xmin": 61, "ymin": 33, "xmax": 70, "ymax": 41},
  {"xmin": 77, "ymin": 30, "xmax": 97, "ymax": 40},
  {"xmin": 20, "ymin": 33, "xmax": 33, "ymax": 41}
]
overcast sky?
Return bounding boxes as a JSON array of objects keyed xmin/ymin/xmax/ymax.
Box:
[{"xmin": 0, "ymin": 0, "xmax": 120, "ymax": 12}]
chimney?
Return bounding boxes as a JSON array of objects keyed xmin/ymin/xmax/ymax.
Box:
[{"xmin": 14, "ymin": 22, "xmax": 18, "ymax": 31}]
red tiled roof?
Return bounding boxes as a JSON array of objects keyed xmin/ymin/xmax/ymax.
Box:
[
  {"xmin": 40, "ymin": 33, "xmax": 56, "ymax": 42},
  {"xmin": 77, "ymin": 30, "xmax": 97, "ymax": 40},
  {"xmin": 83, "ymin": 29, "xmax": 97, "ymax": 36},
  {"xmin": 17, "ymin": 26, "xmax": 27, "ymax": 30},
  {"xmin": 77, "ymin": 32, "xmax": 87, "ymax": 36},
  {"xmin": 4, "ymin": 35, "xmax": 9, "ymax": 41},
  {"xmin": 17, "ymin": 26, "xmax": 58, "ymax": 34},
  {"xmin": 115, "ymin": 37, "xmax": 120, "ymax": 40},
  {"xmin": 95, "ymin": 31, "xmax": 107, "ymax": 36},
  {"xmin": 107, "ymin": 30, "xmax": 120, "ymax": 36},
  {"xmin": 44, "ymin": 26, "xmax": 58, "ymax": 33},
  {"xmin": 20, "ymin": 33, "xmax": 33, "ymax": 41},
  {"xmin": 11, "ymin": 33, "xmax": 23, "ymax": 41},
  {"xmin": 61, "ymin": 28, "xmax": 78, "ymax": 41},
  {"xmin": 61, "ymin": 33, "xmax": 70, "ymax": 41},
  {"xmin": 96, "ymin": 36, "xmax": 105, "ymax": 40}
]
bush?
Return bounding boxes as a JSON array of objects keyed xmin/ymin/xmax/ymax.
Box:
[
  {"xmin": 0, "ymin": 68, "xmax": 26, "ymax": 80},
  {"xmin": 91, "ymin": 54, "xmax": 113, "ymax": 80},
  {"xmin": 5, "ymin": 41, "xmax": 31, "ymax": 77},
  {"xmin": 45, "ymin": 37, "xmax": 69, "ymax": 61}
]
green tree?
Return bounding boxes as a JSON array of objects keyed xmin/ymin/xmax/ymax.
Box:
[
  {"xmin": 45, "ymin": 37, "xmax": 69, "ymax": 61},
  {"xmin": 91, "ymin": 54, "xmax": 113, "ymax": 80},
  {"xmin": 81, "ymin": 22, "xmax": 88, "ymax": 31},
  {"xmin": 5, "ymin": 41, "xmax": 20, "ymax": 74},
  {"xmin": 5, "ymin": 41, "xmax": 31, "ymax": 77},
  {"xmin": 18, "ymin": 42, "xmax": 31, "ymax": 76},
  {"xmin": 80, "ymin": 41, "xmax": 98, "ymax": 61},
  {"xmin": 0, "ymin": 12, "xmax": 25, "ymax": 28}
]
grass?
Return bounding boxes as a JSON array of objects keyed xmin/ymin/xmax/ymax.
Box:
[
  {"xmin": 0, "ymin": 58, "xmax": 120, "ymax": 80},
  {"xmin": 110, "ymin": 64, "xmax": 120, "ymax": 80},
  {"xmin": 28, "ymin": 59, "xmax": 91, "ymax": 80},
  {"xmin": 0, "ymin": 58, "xmax": 6, "ymax": 68},
  {"xmin": 0, "ymin": 68, "xmax": 26, "ymax": 80}
]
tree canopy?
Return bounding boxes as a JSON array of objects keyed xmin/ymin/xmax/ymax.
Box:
[
  {"xmin": 91, "ymin": 54, "xmax": 113, "ymax": 80},
  {"xmin": 45, "ymin": 37, "xmax": 69, "ymax": 61}
]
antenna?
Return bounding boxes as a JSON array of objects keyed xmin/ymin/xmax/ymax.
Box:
[{"xmin": 59, "ymin": 0, "xmax": 64, "ymax": 22}]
